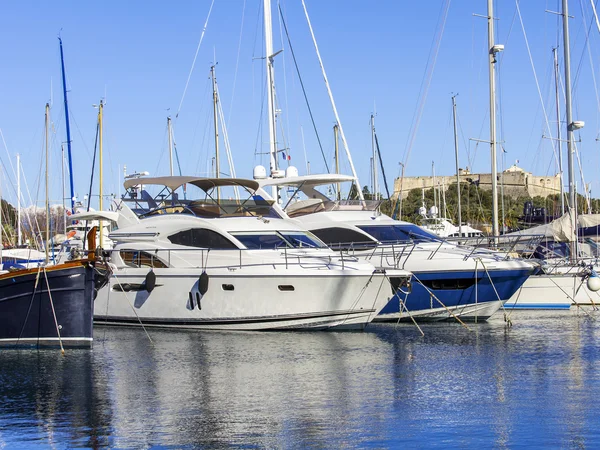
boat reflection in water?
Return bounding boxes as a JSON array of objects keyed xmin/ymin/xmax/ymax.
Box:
[
  {"xmin": 1, "ymin": 314, "xmax": 599, "ymax": 447},
  {"xmin": 0, "ymin": 349, "xmax": 113, "ymax": 448},
  {"xmin": 95, "ymin": 327, "xmax": 397, "ymax": 448}
]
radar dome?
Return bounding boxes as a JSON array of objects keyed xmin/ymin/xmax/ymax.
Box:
[
  {"xmin": 285, "ymin": 166, "xmax": 299, "ymax": 178},
  {"xmin": 253, "ymin": 165, "xmax": 267, "ymax": 180}
]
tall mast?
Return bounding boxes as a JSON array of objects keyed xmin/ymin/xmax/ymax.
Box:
[
  {"xmin": 264, "ymin": 0, "xmax": 278, "ymax": 200},
  {"xmin": 59, "ymin": 37, "xmax": 75, "ymax": 213},
  {"xmin": 371, "ymin": 115, "xmax": 378, "ymax": 201},
  {"xmin": 562, "ymin": 0, "xmax": 576, "ymax": 212},
  {"xmin": 562, "ymin": 0, "xmax": 582, "ymax": 260},
  {"xmin": 167, "ymin": 117, "xmax": 174, "ymax": 176},
  {"xmin": 553, "ymin": 47, "xmax": 565, "ymax": 215},
  {"xmin": 98, "ymin": 100, "xmax": 104, "ymax": 249},
  {"xmin": 16, "ymin": 153, "xmax": 21, "ymax": 246},
  {"xmin": 61, "ymin": 145, "xmax": 66, "ymax": 235},
  {"xmin": 211, "ymin": 65, "xmax": 221, "ymax": 201},
  {"xmin": 45, "ymin": 103, "xmax": 50, "ymax": 264},
  {"xmin": 334, "ymin": 124, "xmax": 340, "ymax": 201},
  {"xmin": 452, "ymin": 95, "xmax": 463, "ymax": 237},
  {"xmin": 488, "ymin": 0, "xmax": 500, "ymax": 238}
]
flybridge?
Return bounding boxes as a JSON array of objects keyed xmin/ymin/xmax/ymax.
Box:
[{"xmin": 121, "ymin": 176, "xmax": 280, "ymax": 220}]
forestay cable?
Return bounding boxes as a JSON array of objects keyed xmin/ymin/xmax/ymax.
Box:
[{"xmin": 176, "ymin": 0, "xmax": 216, "ymax": 119}]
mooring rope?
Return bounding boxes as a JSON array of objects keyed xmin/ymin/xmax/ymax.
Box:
[
  {"xmin": 110, "ymin": 273, "xmax": 154, "ymax": 344},
  {"xmin": 410, "ymin": 272, "xmax": 471, "ymax": 330},
  {"xmin": 384, "ymin": 273, "xmax": 424, "ymax": 336},
  {"xmin": 43, "ymin": 267, "xmax": 65, "ymax": 354}
]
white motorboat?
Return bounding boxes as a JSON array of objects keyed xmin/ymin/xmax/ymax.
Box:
[
  {"xmin": 257, "ymin": 174, "xmax": 535, "ymax": 321},
  {"xmin": 503, "ymin": 212, "xmax": 600, "ymax": 309},
  {"xmin": 79, "ymin": 176, "xmax": 410, "ymax": 331}
]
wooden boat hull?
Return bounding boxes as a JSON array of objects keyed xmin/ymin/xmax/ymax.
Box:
[{"xmin": 0, "ymin": 261, "xmax": 106, "ymax": 348}]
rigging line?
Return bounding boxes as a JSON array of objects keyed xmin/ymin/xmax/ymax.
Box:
[
  {"xmin": 216, "ymin": 84, "xmax": 240, "ymax": 200},
  {"xmin": 253, "ymin": 78, "xmax": 267, "ymax": 158},
  {"xmin": 373, "ymin": 131, "xmax": 391, "ymax": 199},
  {"xmin": 302, "ymin": 0, "xmax": 362, "ymax": 198},
  {"xmin": 175, "ymin": 0, "xmax": 216, "ymax": 119},
  {"xmin": 276, "ymin": 1, "xmax": 293, "ymax": 157},
  {"xmin": 572, "ymin": 0, "xmax": 596, "ymax": 92},
  {"xmin": 591, "ymin": 0, "xmax": 600, "ymax": 33},
  {"xmin": 515, "ymin": 1, "xmax": 560, "ymax": 167},
  {"xmin": 401, "ymin": 0, "xmax": 451, "ymax": 170},
  {"xmin": 86, "ymin": 123, "xmax": 99, "ymax": 211},
  {"xmin": 227, "ymin": 0, "xmax": 247, "ymax": 127},
  {"xmin": 0, "ymin": 129, "xmax": 19, "ymax": 187},
  {"xmin": 574, "ymin": 141, "xmax": 591, "ymax": 210},
  {"xmin": 174, "ymin": 142, "xmax": 183, "ymax": 177},
  {"xmin": 278, "ymin": 4, "xmax": 329, "ymax": 173},
  {"xmin": 579, "ymin": 0, "xmax": 600, "ymax": 115},
  {"xmin": 495, "ymin": 6, "xmax": 519, "ymax": 160},
  {"xmin": 300, "ymin": 126, "xmax": 309, "ymax": 174}
]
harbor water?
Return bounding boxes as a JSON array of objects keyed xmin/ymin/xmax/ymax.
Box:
[{"xmin": 1, "ymin": 310, "xmax": 600, "ymax": 448}]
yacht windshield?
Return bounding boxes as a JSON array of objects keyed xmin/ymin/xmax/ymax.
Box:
[
  {"xmin": 357, "ymin": 224, "xmax": 442, "ymax": 243},
  {"xmin": 231, "ymin": 231, "xmax": 326, "ymax": 249}
]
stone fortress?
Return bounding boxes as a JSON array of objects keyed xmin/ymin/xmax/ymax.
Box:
[{"xmin": 393, "ymin": 164, "xmax": 561, "ymax": 200}]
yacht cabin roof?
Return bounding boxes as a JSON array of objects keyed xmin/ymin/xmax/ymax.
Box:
[
  {"xmin": 123, "ymin": 176, "xmax": 259, "ymax": 192},
  {"xmin": 257, "ymin": 174, "xmax": 356, "ymax": 188}
]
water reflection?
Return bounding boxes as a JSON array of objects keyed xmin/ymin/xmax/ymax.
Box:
[
  {"xmin": 95, "ymin": 328, "xmax": 396, "ymax": 448},
  {"xmin": 0, "ymin": 349, "xmax": 112, "ymax": 448},
  {"xmin": 1, "ymin": 311, "xmax": 600, "ymax": 447}
]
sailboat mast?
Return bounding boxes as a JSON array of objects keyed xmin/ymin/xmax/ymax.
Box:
[
  {"xmin": 59, "ymin": 37, "xmax": 75, "ymax": 213},
  {"xmin": 211, "ymin": 65, "xmax": 221, "ymax": 201},
  {"xmin": 452, "ymin": 95, "xmax": 463, "ymax": 237},
  {"xmin": 562, "ymin": 0, "xmax": 576, "ymax": 211},
  {"xmin": 553, "ymin": 47, "xmax": 565, "ymax": 215},
  {"xmin": 45, "ymin": 103, "xmax": 50, "ymax": 264},
  {"xmin": 61, "ymin": 145, "xmax": 66, "ymax": 235},
  {"xmin": 98, "ymin": 100, "xmax": 104, "ymax": 249},
  {"xmin": 16, "ymin": 153, "xmax": 21, "ymax": 246},
  {"xmin": 211, "ymin": 66, "xmax": 220, "ymax": 179},
  {"xmin": 167, "ymin": 117, "xmax": 174, "ymax": 176},
  {"xmin": 371, "ymin": 115, "xmax": 378, "ymax": 201},
  {"xmin": 487, "ymin": 0, "xmax": 499, "ymax": 238},
  {"xmin": 334, "ymin": 124, "xmax": 340, "ymax": 201},
  {"xmin": 264, "ymin": 0, "xmax": 278, "ymax": 200},
  {"xmin": 561, "ymin": 0, "xmax": 582, "ymax": 261}
]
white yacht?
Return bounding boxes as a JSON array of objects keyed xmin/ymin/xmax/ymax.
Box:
[
  {"xmin": 503, "ymin": 212, "xmax": 600, "ymax": 309},
  {"xmin": 258, "ymin": 173, "xmax": 536, "ymax": 321},
  {"xmin": 77, "ymin": 176, "xmax": 410, "ymax": 330},
  {"xmin": 420, "ymin": 216, "xmax": 484, "ymax": 239}
]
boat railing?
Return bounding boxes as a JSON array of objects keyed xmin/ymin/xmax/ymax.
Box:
[
  {"xmin": 95, "ymin": 246, "xmax": 368, "ymax": 272},
  {"xmin": 442, "ymin": 234, "xmax": 546, "ymax": 261},
  {"xmin": 325, "ymin": 241, "xmax": 416, "ymax": 270}
]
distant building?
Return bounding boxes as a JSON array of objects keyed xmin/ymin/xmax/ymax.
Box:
[{"xmin": 393, "ymin": 164, "xmax": 561, "ymax": 200}]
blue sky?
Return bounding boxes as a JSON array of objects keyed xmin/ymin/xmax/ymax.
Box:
[{"xmin": 1, "ymin": 0, "xmax": 599, "ymax": 208}]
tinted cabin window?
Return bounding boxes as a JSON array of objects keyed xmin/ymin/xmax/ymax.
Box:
[
  {"xmin": 168, "ymin": 228, "xmax": 238, "ymax": 249},
  {"xmin": 311, "ymin": 227, "xmax": 377, "ymax": 250},
  {"xmin": 121, "ymin": 251, "xmax": 169, "ymax": 268}
]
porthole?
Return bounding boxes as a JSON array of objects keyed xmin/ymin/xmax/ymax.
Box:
[
  {"xmin": 222, "ymin": 284, "xmax": 234, "ymax": 291},
  {"xmin": 278, "ymin": 285, "xmax": 295, "ymax": 291}
]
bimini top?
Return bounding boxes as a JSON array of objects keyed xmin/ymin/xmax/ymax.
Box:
[
  {"xmin": 257, "ymin": 174, "xmax": 356, "ymax": 189},
  {"xmin": 123, "ymin": 176, "xmax": 259, "ymax": 192}
]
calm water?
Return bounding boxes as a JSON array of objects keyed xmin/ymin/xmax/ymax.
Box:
[{"xmin": 1, "ymin": 310, "xmax": 600, "ymax": 448}]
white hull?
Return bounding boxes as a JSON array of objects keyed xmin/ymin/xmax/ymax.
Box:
[
  {"xmin": 505, "ymin": 272, "xmax": 600, "ymax": 309},
  {"xmin": 95, "ymin": 267, "xmax": 396, "ymax": 330},
  {"xmin": 375, "ymin": 298, "xmax": 504, "ymax": 322}
]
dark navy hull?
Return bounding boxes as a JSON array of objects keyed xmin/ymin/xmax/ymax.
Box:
[
  {"xmin": 379, "ymin": 268, "xmax": 533, "ymax": 321},
  {"xmin": 0, "ymin": 262, "xmax": 99, "ymax": 348}
]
